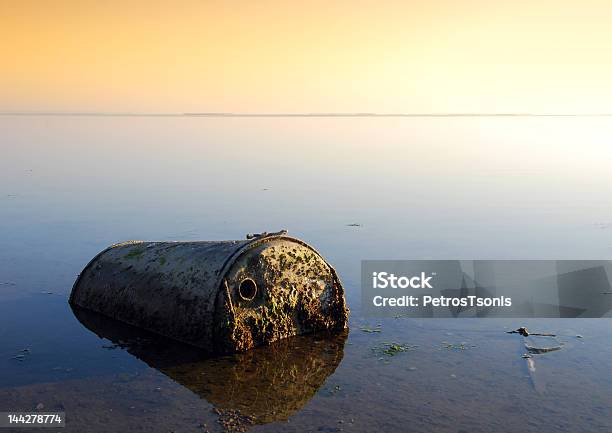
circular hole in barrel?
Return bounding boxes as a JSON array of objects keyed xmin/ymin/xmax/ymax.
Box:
[{"xmin": 238, "ymin": 278, "xmax": 258, "ymax": 301}]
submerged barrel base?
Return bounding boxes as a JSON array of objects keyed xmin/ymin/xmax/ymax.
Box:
[
  {"xmin": 71, "ymin": 304, "xmax": 348, "ymax": 424},
  {"xmin": 70, "ymin": 233, "xmax": 349, "ymax": 353}
]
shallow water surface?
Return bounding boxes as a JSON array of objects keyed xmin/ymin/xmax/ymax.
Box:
[{"xmin": 1, "ymin": 116, "xmax": 612, "ymax": 432}]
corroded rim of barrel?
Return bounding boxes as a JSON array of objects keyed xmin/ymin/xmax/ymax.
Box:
[{"xmin": 213, "ymin": 233, "xmax": 344, "ymax": 301}]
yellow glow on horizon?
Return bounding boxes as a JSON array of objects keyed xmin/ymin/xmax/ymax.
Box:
[{"xmin": 2, "ymin": 1, "xmax": 612, "ymax": 113}]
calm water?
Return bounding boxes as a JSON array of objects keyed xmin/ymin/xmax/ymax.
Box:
[{"xmin": 1, "ymin": 116, "xmax": 612, "ymax": 432}]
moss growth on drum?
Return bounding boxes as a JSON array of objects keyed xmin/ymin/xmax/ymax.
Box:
[
  {"xmin": 224, "ymin": 242, "xmax": 348, "ymax": 351},
  {"xmin": 124, "ymin": 247, "xmax": 145, "ymax": 260}
]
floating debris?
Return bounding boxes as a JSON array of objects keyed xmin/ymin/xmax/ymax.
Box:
[
  {"xmin": 372, "ymin": 342, "xmax": 418, "ymax": 357},
  {"xmin": 70, "ymin": 232, "xmax": 349, "ymax": 353},
  {"xmin": 507, "ymin": 327, "xmax": 530, "ymax": 336},
  {"xmin": 441, "ymin": 342, "xmax": 475, "ymax": 350},
  {"xmin": 524, "ymin": 336, "xmax": 563, "ymax": 354},
  {"xmin": 507, "ymin": 328, "xmax": 563, "ymax": 393},
  {"xmin": 507, "ymin": 327, "xmax": 556, "ymax": 337},
  {"xmin": 10, "ymin": 348, "xmax": 31, "ymax": 361},
  {"xmin": 507, "ymin": 328, "xmax": 562, "ymax": 353},
  {"xmin": 360, "ymin": 324, "xmax": 382, "ymax": 333},
  {"xmin": 329, "ymin": 384, "xmax": 342, "ymax": 395}
]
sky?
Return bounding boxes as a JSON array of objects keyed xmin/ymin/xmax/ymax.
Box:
[{"xmin": 2, "ymin": 0, "xmax": 612, "ymax": 113}]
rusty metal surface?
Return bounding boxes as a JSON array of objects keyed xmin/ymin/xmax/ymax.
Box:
[{"xmin": 70, "ymin": 233, "xmax": 348, "ymax": 352}]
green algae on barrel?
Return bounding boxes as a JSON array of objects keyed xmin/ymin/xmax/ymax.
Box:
[{"xmin": 69, "ymin": 232, "xmax": 349, "ymax": 353}]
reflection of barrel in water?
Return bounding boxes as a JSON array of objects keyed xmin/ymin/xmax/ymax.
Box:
[{"xmin": 71, "ymin": 306, "xmax": 347, "ymax": 424}]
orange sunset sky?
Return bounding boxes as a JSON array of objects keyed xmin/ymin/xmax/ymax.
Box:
[{"xmin": 2, "ymin": 0, "xmax": 612, "ymax": 113}]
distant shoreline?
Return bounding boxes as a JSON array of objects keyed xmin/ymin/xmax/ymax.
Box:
[{"xmin": 1, "ymin": 112, "xmax": 611, "ymax": 118}]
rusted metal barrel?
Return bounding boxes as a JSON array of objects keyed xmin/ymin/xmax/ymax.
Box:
[{"xmin": 69, "ymin": 231, "xmax": 349, "ymax": 353}]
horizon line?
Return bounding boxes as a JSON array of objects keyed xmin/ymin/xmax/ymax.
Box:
[{"xmin": 2, "ymin": 111, "xmax": 612, "ymax": 118}]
